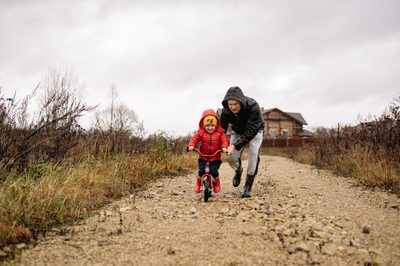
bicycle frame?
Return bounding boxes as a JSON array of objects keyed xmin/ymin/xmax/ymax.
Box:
[{"xmin": 192, "ymin": 148, "xmax": 223, "ymax": 202}]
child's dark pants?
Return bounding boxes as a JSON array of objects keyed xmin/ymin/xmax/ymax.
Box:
[{"xmin": 198, "ymin": 159, "xmax": 222, "ymax": 178}]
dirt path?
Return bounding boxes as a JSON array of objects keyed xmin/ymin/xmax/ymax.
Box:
[{"xmin": 5, "ymin": 156, "xmax": 400, "ymax": 265}]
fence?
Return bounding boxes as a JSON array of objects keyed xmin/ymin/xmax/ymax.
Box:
[{"xmin": 262, "ymin": 137, "xmax": 314, "ymax": 148}]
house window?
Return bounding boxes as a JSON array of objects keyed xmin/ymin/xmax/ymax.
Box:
[
  {"xmin": 282, "ymin": 129, "xmax": 289, "ymax": 138},
  {"xmin": 270, "ymin": 129, "xmax": 277, "ymax": 139}
]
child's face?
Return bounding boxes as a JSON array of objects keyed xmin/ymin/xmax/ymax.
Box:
[{"xmin": 205, "ymin": 124, "xmax": 216, "ymax": 133}]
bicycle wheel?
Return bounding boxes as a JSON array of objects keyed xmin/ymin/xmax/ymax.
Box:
[{"xmin": 204, "ymin": 180, "xmax": 210, "ymax": 202}]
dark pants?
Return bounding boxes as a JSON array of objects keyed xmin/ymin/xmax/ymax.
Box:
[{"xmin": 198, "ymin": 159, "xmax": 222, "ymax": 178}]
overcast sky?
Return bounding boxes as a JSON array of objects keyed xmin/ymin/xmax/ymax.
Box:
[{"xmin": 1, "ymin": 0, "xmax": 399, "ymax": 136}]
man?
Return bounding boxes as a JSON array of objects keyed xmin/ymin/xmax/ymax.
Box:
[{"xmin": 220, "ymin": 86, "xmax": 264, "ymax": 197}]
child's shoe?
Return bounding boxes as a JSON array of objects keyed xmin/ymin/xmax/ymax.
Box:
[
  {"xmin": 194, "ymin": 177, "xmax": 201, "ymax": 193},
  {"xmin": 213, "ymin": 177, "xmax": 221, "ymax": 193}
]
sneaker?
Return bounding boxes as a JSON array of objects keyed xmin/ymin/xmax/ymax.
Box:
[
  {"xmin": 213, "ymin": 177, "xmax": 221, "ymax": 193},
  {"xmin": 194, "ymin": 177, "xmax": 201, "ymax": 193}
]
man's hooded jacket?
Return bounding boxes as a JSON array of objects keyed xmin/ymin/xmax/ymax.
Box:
[{"xmin": 220, "ymin": 86, "xmax": 264, "ymax": 150}]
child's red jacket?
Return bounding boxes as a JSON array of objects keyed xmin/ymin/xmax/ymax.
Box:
[{"xmin": 188, "ymin": 109, "xmax": 229, "ymax": 162}]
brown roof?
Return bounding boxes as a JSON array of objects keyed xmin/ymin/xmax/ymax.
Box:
[
  {"xmin": 286, "ymin": 112, "xmax": 307, "ymax": 125},
  {"xmin": 262, "ymin": 107, "xmax": 308, "ymax": 125},
  {"xmin": 217, "ymin": 107, "xmax": 308, "ymax": 125}
]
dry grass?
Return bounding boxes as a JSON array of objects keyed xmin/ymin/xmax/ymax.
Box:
[
  {"xmin": 0, "ymin": 224, "xmax": 32, "ymax": 246},
  {"xmin": 265, "ymin": 145, "xmax": 400, "ymax": 195},
  {"xmin": 0, "ymin": 152, "xmax": 196, "ymax": 248},
  {"xmin": 1, "ymin": 73, "xmax": 198, "ymax": 250},
  {"xmin": 344, "ymin": 145, "xmax": 399, "ymax": 188},
  {"xmin": 262, "ymin": 94, "xmax": 400, "ymax": 194}
]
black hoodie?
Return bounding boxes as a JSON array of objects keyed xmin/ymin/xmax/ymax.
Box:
[{"xmin": 220, "ymin": 86, "xmax": 264, "ymax": 150}]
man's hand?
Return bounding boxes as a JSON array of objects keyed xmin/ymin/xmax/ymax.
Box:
[
  {"xmin": 188, "ymin": 146, "xmax": 194, "ymax": 151},
  {"xmin": 227, "ymin": 145, "xmax": 236, "ymax": 155},
  {"xmin": 222, "ymin": 147, "xmax": 228, "ymax": 153}
]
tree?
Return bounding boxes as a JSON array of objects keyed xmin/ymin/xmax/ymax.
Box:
[{"xmin": 93, "ymin": 86, "xmax": 145, "ymax": 138}]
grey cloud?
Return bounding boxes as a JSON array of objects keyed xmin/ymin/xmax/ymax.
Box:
[{"xmin": 1, "ymin": 0, "xmax": 399, "ymax": 135}]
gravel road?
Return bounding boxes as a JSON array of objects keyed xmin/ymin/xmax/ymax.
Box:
[{"xmin": 4, "ymin": 156, "xmax": 400, "ymax": 265}]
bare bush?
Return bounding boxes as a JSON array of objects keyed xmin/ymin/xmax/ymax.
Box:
[{"xmin": 0, "ymin": 68, "xmax": 95, "ymax": 175}]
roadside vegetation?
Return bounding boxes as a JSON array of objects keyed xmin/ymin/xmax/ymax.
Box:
[
  {"xmin": 0, "ymin": 69, "xmax": 196, "ymax": 249},
  {"xmin": 265, "ymin": 96, "xmax": 400, "ymax": 195},
  {"xmin": 1, "ymin": 68, "xmax": 398, "ymax": 251}
]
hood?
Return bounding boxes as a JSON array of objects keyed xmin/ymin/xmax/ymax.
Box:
[
  {"xmin": 222, "ymin": 86, "xmax": 246, "ymax": 110},
  {"xmin": 198, "ymin": 109, "xmax": 224, "ymax": 132}
]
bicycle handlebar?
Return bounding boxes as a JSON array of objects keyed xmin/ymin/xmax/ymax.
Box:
[{"xmin": 192, "ymin": 148, "xmax": 225, "ymax": 157}]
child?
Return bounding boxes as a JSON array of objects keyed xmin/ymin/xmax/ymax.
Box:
[{"xmin": 188, "ymin": 109, "xmax": 229, "ymax": 193}]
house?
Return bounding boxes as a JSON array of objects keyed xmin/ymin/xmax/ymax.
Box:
[
  {"xmin": 263, "ymin": 108, "xmax": 312, "ymax": 139},
  {"xmin": 216, "ymin": 107, "xmax": 312, "ymax": 139}
]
